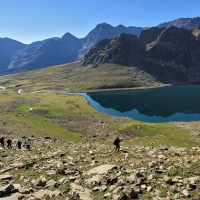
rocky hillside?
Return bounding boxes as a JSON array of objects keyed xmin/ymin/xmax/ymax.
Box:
[
  {"xmin": 0, "ymin": 136, "xmax": 199, "ymax": 199},
  {"xmin": 8, "ymin": 34, "xmax": 82, "ymax": 71},
  {"xmin": 157, "ymin": 17, "xmax": 200, "ymax": 28},
  {"xmin": 82, "ymin": 26, "xmax": 200, "ymax": 84}
]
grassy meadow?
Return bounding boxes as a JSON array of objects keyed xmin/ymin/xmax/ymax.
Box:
[{"xmin": 0, "ymin": 86, "xmax": 199, "ymax": 147}]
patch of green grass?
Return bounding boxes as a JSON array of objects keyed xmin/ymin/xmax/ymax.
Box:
[
  {"xmin": 17, "ymin": 103, "xmax": 49, "ymax": 113},
  {"xmin": 111, "ymin": 120, "xmax": 200, "ymax": 147},
  {"xmin": 12, "ymin": 111, "xmax": 82, "ymax": 140},
  {"xmin": 0, "ymin": 91, "xmax": 85, "ymax": 140}
]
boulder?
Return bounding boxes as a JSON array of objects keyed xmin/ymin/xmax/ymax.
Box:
[
  {"xmin": 70, "ymin": 183, "xmax": 93, "ymax": 200},
  {"xmin": 85, "ymin": 164, "xmax": 117, "ymax": 175},
  {"xmin": 0, "ymin": 174, "xmax": 12, "ymax": 181},
  {"xmin": 0, "ymin": 184, "xmax": 14, "ymax": 196}
]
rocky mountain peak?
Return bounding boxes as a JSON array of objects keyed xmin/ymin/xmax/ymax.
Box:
[
  {"xmin": 116, "ymin": 24, "xmax": 125, "ymax": 28},
  {"xmin": 95, "ymin": 22, "xmax": 113, "ymax": 29},
  {"xmin": 78, "ymin": 23, "xmax": 143, "ymax": 60},
  {"xmin": 61, "ymin": 32, "xmax": 79, "ymax": 41}
]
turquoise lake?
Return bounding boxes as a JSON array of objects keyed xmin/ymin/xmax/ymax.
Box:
[{"xmin": 75, "ymin": 84, "xmax": 200, "ymax": 122}]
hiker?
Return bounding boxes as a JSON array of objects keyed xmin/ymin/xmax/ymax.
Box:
[
  {"xmin": 26, "ymin": 139, "xmax": 31, "ymax": 150},
  {"xmin": 7, "ymin": 138, "xmax": 12, "ymax": 149},
  {"xmin": 16, "ymin": 139, "xmax": 22, "ymax": 149},
  {"xmin": 114, "ymin": 137, "xmax": 122, "ymax": 151},
  {"xmin": 24, "ymin": 139, "xmax": 27, "ymax": 147},
  {"xmin": 0, "ymin": 137, "xmax": 4, "ymax": 148}
]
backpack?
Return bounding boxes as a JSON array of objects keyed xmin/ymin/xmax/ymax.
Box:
[{"xmin": 114, "ymin": 139, "xmax": 117, "ymax": 145}]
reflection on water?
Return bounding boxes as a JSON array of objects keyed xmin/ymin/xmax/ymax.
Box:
[{"xmin": 78, "ymin": 84, "xmax": 200, "ymax": 122}]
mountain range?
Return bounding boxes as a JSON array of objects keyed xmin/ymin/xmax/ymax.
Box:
[
  {"xmin": 0, "ymin": 23, "xmax": 142, "ymax": 74},
  {"xmin": 82, "ymin": 26, "xmax": 200, "ymax": 84},
  {"xmin": 0, "ymin": 16, "xmax": 200, "ymax": 78}
]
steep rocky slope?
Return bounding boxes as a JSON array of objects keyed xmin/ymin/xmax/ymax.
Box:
[
  {"xmin": 0, "ymin": 137, "xmax": 200, "ymax": 199},
  {"xmin": 82, "ymin": 26, "xmax": 200, "ymax": 84},
  {"xmin": 8, "ymin": 33, "xmax": 82, "ymax": 71},
  {"xmin": 78, "ymin": 23, "xmax": 143, "ymax": 59},
  {"xmin": 0, "ymin": 38, "xmax": 26, "ymax": 71}
]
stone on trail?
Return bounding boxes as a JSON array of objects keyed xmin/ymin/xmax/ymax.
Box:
[
  {"xmin": 112, "ymin": 186, "xmax": 124, "ymax": 194},
  {"xmin": 18, "ymin": 187, "xmax": 31, "ymax": 194},
  {"xmin": 46, "ymin": 170, "xmax": 57, "ymax": 175},
  {"xmin": 89, "ymin": 150, "xmax": 94, "ymax": 155},
  {"xmin": 163, "ymin": 175, "xmax": 173, "ymax": 184},
  {"xmin": 112, "ymin": 193, "xmax": 121, "ymax": 200},
  {"xmin": 35, "ymin": 175, "xmax": 47, "ymax": 187},
  {"xmin": 58, "ymin": 177, "xmax": 68, "ymax": 184},
  {"xmin": 181, "ymin": 189, "xmax": 190, "ymax": 197},
  {"xmin": 126, "ymin": 174, "xmax": 136, "ymax": 183},
  {"xmin": 158, "ymin": 155, "xmax": 167, "ymax": 160},
  {"xmin": 28, "ymin": 190, "xmax": 48, "ymax": 199},
  {"xmin": 29, "ymin": 189, "xmax": 61, "ymax": 199},
  {"xmin": 147, "ymin": 186, "xmax": 152, "ymax": 192},
  {"xmin": 0, "ymin": 163, "xmax": 23, "ymax": 173},
  {"xmin": 45, "ymin": 179, "xmax": 57, "ymax": 188},
  {"xmin": 0, "ymin": 192, "xmax": 23, "ymax": 200},
  {"xmin": 70, "ymin": 183, "xmax": 93, "ymax": 200},
  {"xmin": 188, "ymin": 176, "xmax": 200, "ymax": 184},
  {"xmin": 85, "ymin": 164, "xmax": 117, "ymax": 175},
  {"xmin": 103, "ymin": 192, "xmax": 111, "ymax": 198},
  {"xmin": 85, "ymin": 174, "xmax": 103, "ymax": 185},
  {"xmin": 0, "ymin": 174, "xmax": 12, "ymax": 181}
]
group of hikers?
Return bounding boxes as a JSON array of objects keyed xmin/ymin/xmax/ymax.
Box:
[
  {"xmin": 1, "ymin": 136, "xmax": 121, "ymax": 151},
  {"xmin": 0, "ymin": 137, "xmax": 31, "ymax": 150}
]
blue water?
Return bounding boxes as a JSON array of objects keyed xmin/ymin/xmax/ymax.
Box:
[{"xmin": 73, "ymin": 84, "xmax": 200, "ymax": 122}]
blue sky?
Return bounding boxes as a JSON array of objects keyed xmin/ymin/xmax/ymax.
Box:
[{"xmin": 0, "ymin": 0, "xmax": 199, "ymax": 44}]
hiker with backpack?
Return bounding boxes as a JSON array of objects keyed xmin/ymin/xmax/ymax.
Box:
[
  {"xmin": 25, "ymin": 139, "xmax": 31, "ymax": 150},
  {"xmin": 7, "ymin": 138, "xmax": 12, "ymax": 149},
  {"xmin": 114, "ymin": 137, "xmax": 122, "ymax": 151},
  {"xmin": 16, "ymin": 139, "xmax": 22, "ymax": 149}
]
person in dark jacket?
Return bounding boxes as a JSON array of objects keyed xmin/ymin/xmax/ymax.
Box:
[
  {"xmin": 114, "ymin": 137, "xmax": 122, "ymax": 151},
  {"xmin": 7, "ymin": 138, "xmax": 12, "ymax": 149},
  {"xmin": 16, "ymin": 140, "xmax": 22, "ymax": 149},
  {"xmin": 0, "ymin": 137, "xmax": 4, "ymax": 148}
]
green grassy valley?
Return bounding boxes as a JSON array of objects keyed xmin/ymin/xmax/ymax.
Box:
[{"xmin": 0, "ymin": 61, "xmax": 162, "ymax": 92}]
